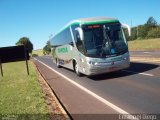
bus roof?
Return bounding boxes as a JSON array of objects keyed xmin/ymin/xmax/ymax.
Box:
[
  {"xmin": 51, "ymin": 17, "xmax": 119, "ymax": 39},
  {"xmin": 76, "ymin": 17, "xmax": 119, "ymax": 25}
]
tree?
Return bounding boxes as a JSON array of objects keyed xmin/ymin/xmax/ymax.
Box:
[
  {"xmin": 46, "ymin": 40, "xmax": 51, "ymax": 48},
  {"xmin": 43, "ymin": 41, "xmax": 51, "ymax": 55},
  {"xmin": 16, "ymin": 37, "xmax": 33, "ymax": 53},
  {"xmin": 146, "ymin": 17, "xmax": 157, "ymax": 26},
  {"xmin": 124, "ymin": 16, "xmax": 160, "ymax": 41},
  {"xmin": 147, "ymin": 27, "xmax": 160, "ymax": 38},
  {"xmin": 144, "ymin": 17, "xmax": 160, "ymax": 39},
  {"xmin": 131, "ymin": 27, "xmax": 138, "ymax": 40},
  {"xmin": 137, "ymin": 25, "xmax": 148, "ymax": 39}
]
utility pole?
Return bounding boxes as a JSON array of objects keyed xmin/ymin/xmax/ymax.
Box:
[
  {"xmin": 137, "ymin": 26, "xmax": 139, "ymax": 39},
  {"xmin": 131, "ymin": 20, "xmax": 132, "ymax": 40},
  {"xmin": 0, "ymin": 59, "xmax": 3, "ymax": 77}
]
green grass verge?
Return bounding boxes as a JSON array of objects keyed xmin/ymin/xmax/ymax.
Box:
[
  {"xmin": 0, "ymin": 61, "xmax": 49, "ymax": 120},
  {"xmin": 32, "ymin": 49, "xmax": 43, "ymax": 56},
  {"xmin": 128, "ymin": 38, "xmax": 160, "ymax": 51}
]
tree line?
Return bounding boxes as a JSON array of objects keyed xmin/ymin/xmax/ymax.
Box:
[
  {"xmin": 125, "ymin": 16, "xmax": 160, "ymax": 41},
  {"xmin": 15, "ymin": 37, "xmax": 51, "ymax": 56},
  {"xmin": 43, "ymin": 41, "xmax": 51, "ymax": 55},
  {"xmin": 16, "ymin": 37, "xmax": 33, "ymax": 54}
]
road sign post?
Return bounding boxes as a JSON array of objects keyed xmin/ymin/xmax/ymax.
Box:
[
  {"xmin": 24, "ymin": 46, "xmax": 29, "ymax": 75},
  {"xmin": 0, "ymin": 45, "xmax": 30, "ymax": 76},
  {"xmin": 0, "ymin": 59, "xmax": 3, "ymax": 77}
]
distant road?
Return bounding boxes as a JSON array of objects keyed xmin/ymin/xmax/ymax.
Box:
[
  {"xmin": 130, "ymin": 51, "xmax": 160, "ymax": 64},
  {"xmin": 130, "ymin": 50, "xmax": 160, "ymax": 58},
  {"xmin": 34, "ymin": 52, "xmax": 160, "ymax": 120}
]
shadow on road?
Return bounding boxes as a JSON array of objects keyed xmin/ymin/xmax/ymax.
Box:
[{"xmin": 88, "ymin": 62, "xmax": 159, "ymax": 81}]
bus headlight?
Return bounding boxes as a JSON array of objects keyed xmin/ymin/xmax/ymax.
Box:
[
  {"xmin": 87, "ymin": 61, "xmax": 97, "ymax": 65},
  {"xmin": 123, "ymin": 57, "xmax": 128, "ymax": 60}
]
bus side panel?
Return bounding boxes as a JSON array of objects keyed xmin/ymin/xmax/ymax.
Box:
[{"xmin": 55, "ymin": 44, "xmax": 74, "ymax": 70}]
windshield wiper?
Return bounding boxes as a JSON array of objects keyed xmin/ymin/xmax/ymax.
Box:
[{"xmin": 99, "ymin": 25, "xmax": 111, "ymax": 57}]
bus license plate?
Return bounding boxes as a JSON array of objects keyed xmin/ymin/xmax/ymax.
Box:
[{"xmin": 109, "ymin": 67, "xmax": 117, "ymax": 71}]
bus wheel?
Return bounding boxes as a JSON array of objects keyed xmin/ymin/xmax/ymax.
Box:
[
  {"xmin": 74, "ymin": 61, "xmax": 81, "ymax": 76},
  {"xmin": 56, "ymin": 59, "xmax": 60, "ymax": 68}
]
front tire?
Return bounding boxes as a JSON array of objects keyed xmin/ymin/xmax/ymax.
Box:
[{"xmin": 74, "ymin": 61, "xmax": 81, "ymax": 76}]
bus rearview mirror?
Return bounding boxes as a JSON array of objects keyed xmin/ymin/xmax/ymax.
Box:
[
  {"xmin": 75, "ymin": 27, "xmax": 84, "ymax": 41},
  {"xmin": 122, "ymin": 24, "xmax": 131, "ymax": 36}
]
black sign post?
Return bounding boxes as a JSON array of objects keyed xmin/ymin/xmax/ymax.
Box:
[
  {"xmin": 0, "ymin": 59, "xmax": 3, "ymax": 77},
  {"xmin": 24, "ymin": 47, "xmax": 29, "ymax": 75},
  {"xmin": 0, "ymin": 45, "xmax": 30, "ymax": 76}
]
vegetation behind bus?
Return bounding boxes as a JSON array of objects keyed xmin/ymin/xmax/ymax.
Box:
[
  {"xmin": 124, "ymin": 16, "xmax": 160, "ymax": 41},
  {"xmin": 43, "ymin": 41, "xmax": 51, "ymax": 55},
  {"xmin": 128, "ymin": 38, "xmax": 160, "ymax": 51}
]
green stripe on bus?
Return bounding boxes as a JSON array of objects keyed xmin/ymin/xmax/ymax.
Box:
[
  {"xmin": 81, "ymin": 20, "xmax": 119, "ymax": 25},
  {"xmin": 52, "ymin": 19, "xmax": 119, "ymax": 39},
  {"xmin": 53, "ymin": 22, "xmax": 80, "ymax": 38}
]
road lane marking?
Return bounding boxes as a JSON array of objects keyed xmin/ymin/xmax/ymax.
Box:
[
  {"xmin": 131, "ymin": 58, "xmax": 160, "ymax": 62},
  {"xmin": 130, "ymin": 57, "xmax": 160, "ymax": 64},
  {"xmin": 122, "ymin": 70, "xmax": 154, "ymax": 76},
  {"xmin": 143, "ymin": 52, "xmax": 151, "ymax": 54},
  {"xmin": 131, "ymin": 61, "xmax": 160, "ymax": 64},
  {"xmin": 34, "ymin": 58, "xmax": 139, "ymax": 120},
  {"xmin": 131, "ymin": 59, "xmax": 160, "ymax": 62}
]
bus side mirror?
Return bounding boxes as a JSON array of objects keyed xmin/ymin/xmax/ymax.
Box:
[
  {"xmin": 122, "ymin": 24, "xmax": 131, "ymax": 36},
  {"xmin": 75, "ymin": 27, "xmax": 84, "ymax": 41}
]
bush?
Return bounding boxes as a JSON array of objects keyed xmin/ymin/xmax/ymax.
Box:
[
  {"xmin": 32, "ymin": 54, "xmax": 38, "ymax": 57},
  {"xmin": 147, "ymin": 28, "xmax": 160, "ymax": 38},
  {"xmin": 16, "ymin": 37, "xmax": 33, "ymax": 54}
]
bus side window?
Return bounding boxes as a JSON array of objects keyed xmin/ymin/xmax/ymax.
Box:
[
  {"xmin": 76, "ymin": 32, "xmax": 81, "ymax": 45},
  {"xmin": 75, "ymin": 31, "xmax": 84, "ymax": 54},
  {"xmin": 71, "ymin": 25, "xmax": 79, "ymax": 42},
  {"xmin": 71, "ymin": 24, "xmax": 85, "ymax": 54}
]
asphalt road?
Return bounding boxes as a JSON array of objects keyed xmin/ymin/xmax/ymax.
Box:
[
  {"xmin": 130, "ymin": 51, "xmax": 160, "ymax": 58},
  {"xmin": 34, "ymin": 51, "xmax": 160, "ymax": 120}
]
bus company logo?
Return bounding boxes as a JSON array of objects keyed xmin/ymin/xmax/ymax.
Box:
[{"xmin": 58, "ymin": 47, "xmax": 68, "ymax": 53}]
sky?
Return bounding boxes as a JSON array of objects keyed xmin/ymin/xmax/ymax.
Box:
[{"xmin": 0, "ymin": 0, "xmax": 159, "ymax": 50}]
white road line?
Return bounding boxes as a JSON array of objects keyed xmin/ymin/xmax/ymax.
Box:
[
  {"xmin": 122, "ymin": 70, "xmax": 154, "ymax": 76},
  {"xmin": 34, "ymin": 58, "xmax": 139, "ymax": 120},
  {"xmin": 131, "ymin": 59, "xmax": 160, "ymax": 64},
  {"xmin": 143, "ymin": 52, "xmax": 151, "ymax": 54}
]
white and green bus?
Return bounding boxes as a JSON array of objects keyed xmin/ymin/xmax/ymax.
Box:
[{"xmin": 50, "ymin": 17, "xmax": 131, "ymax": 76}]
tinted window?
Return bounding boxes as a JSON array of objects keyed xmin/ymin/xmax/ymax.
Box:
[
  {"xmin": 82, "ymin": 23, "xmax": 128, "ymax": 57},
  {"xmin": 71, "ymin": 24, "xmax": 79, "ymax": 42},
  {"xmin": 50, "ymin": 27, "xmax": 73, "ymax": 47},
  {"xmin": 71, "ymin": 24, "xmax": 85, "ymax": 54},
  {"xmin": 63, "ymin": 28, "xmax": 73, "ymax": 45}
]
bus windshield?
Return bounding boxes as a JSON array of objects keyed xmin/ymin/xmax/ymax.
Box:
[{"xmin": 82, "ymin": 23, "xmax": 128, "ymax": 58}]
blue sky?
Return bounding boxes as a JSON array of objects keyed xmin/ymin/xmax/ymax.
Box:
[{"xmin": 0, "ymin": 0, "xmax": 159, "ymax": 49}]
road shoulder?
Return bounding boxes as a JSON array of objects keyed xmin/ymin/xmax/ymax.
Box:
[{"xmin": 32, "ymin": 60, "xmax": 70, "ymax": 120}]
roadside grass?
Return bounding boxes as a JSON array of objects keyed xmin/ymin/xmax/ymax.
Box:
[
  {"xmin": 32, "ymin": 49, "xmax": 52, "ymax": 57},
  {"xmin": 0, "ymin": 61, "xmax": 49, "ymax": 120},
  {"xmin": 32, "ymin": 49, "xmax": 43, "ymax": 56},
  {"xmin": 128, "ymin": 38, "xmax": 160, "ymax": 51}
]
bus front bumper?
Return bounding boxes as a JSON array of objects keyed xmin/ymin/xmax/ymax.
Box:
[{"xmin": 84, "ymin": 59, "xmax": 130, "ymax": 76}]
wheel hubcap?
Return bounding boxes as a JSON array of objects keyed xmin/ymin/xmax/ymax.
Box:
[
  {"xmin": 75, "ymin": 64, "xmax": 78, "ymax": 73},
  {"xmin": 57, "ymin": 60, "xmax": 59, "ymax": 66}
]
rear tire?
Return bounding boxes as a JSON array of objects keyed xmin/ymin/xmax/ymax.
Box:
[
  {"xmin": 74, "ymin": 61, "xmax": 81, "ymax": 76},
  {"xmin": 56, "ymin": 58, "xmax": 60, "ymax": 68}
]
